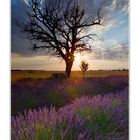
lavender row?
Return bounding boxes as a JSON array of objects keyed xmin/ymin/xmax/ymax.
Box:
[
  {"xmin": 11, "ymin": 75, "xmax": 128, "ymax": 115},
  {"xmin": 12, "ymin": 88, "xmax": 128, "ymax": 140}
]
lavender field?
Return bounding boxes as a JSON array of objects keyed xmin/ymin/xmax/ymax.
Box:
[
  {"xmin": 12, "ymin": 88, "xmax": 128, "ymax": 140},
  {"xmin": 11, "ymin": 75, "xmax": 128, "ymax": 115},
  {"xmin": 11, "ymin": 74, "xmax": 128, "ymax": 140}
]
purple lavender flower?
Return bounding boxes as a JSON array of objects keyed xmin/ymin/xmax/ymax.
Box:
[{"xmin": 12, "ymin": 88, "xmax": 128, "ymax": 140}]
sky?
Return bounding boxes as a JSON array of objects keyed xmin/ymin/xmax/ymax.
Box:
[{"xmin": 11, "ymin": 0, "xmax": 129, "ymax": 71}]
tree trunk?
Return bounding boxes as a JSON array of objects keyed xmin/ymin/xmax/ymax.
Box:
[
  {"xmin": 83, "ymin": 72, "xmax": 85, "ymax": 78},
  {"xmin": 65, "ymin": 60, "xmax": 74, "ymax": 78}
]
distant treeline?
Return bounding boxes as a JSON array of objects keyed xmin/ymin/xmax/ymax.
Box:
[{"xmin": 11, "ymin": 69, "xmax": 129, "ymax": 72}]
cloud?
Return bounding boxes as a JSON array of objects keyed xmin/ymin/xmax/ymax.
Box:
[
  {"xmin": 101, "ymin": 0, "xmax": 129, "ymax": 13},
  {"xmin": 11, "ymin": 52, "xmax": 65, "ymax": 70},
  {"xmin": 90, "ymin": 17, "xmax": 115, "ymax": 35},
  {"xmin": 12, "ymin": 52, "xmax": 128, "ymax": 70},
  {"xmin": 112, "ymin": 0, "xmax": 129, "ymax": 13},
  {"xmin": 87, "ymin": 59, "xmax": 128, "ymax": 70},
  {"xmin": 88, "ymin": 39, "xmax": 129, "ymax": 61},
  {"xmin": 79, "ymin": 0, "xmax": 129, "ymax": 39}
]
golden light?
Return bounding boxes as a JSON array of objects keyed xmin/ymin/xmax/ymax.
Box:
[
  {"xmin": 73, "ymin": 52, "xmax": 89, "ymax": 70},
  {"xmin": 74, "ymin": 53, "xmax": 82, "ymax": 63}
]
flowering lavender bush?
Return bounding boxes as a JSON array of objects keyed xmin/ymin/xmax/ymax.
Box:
[
  {"xmin": 11, "ymin": 75, "xmax": 128, "ymax": 115},
  {"xmin": 12, "ymin": 88, "xmax": 128, "ymax": 140}
]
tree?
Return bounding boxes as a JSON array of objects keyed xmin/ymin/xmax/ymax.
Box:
[
  {"xmin": 80, "ymin": 60, "xmax": 88, "ymax": 77},
  {"xmin": 19, "ymin": 0, "xmax": 103, "ymax": 77}
]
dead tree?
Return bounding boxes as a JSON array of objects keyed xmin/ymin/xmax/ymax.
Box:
[{"xmin": 19, "ymin": 0, "xmax": 103, "ymax": 77}]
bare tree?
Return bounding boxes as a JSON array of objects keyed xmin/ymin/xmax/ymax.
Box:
[
  {"xmin": 80, "ymin": 60, "xmax": 88, "ymax": 77},
  {"xmin": 19, "ymin": 0, "xmax": 103, "ymax": 77}
]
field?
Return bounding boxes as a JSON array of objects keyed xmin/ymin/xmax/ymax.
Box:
[
  {"xmin": 11, "ymin": 70, "xmax": 128, "ymax": 81},
  {"xmin": 11, "ymin": 70, "xmax": 128, "ymax": 140}
]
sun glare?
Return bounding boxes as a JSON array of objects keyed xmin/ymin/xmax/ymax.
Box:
[{"xmin": 74, "ymin": 53, "xmax": 82, "ymax": 63}]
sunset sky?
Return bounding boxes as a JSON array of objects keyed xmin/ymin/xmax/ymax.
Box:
[{"xmin": 11, "ymin": 0, "xmax": 129, "ymax": 71}]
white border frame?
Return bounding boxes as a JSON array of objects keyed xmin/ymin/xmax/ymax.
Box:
[
  {"xmin": 130, "ymin": 0, "xmax": 140, "ymax": 139},
  {"xmin": 0, "ymin": 0, "xmax": 10, "ymax": 139}
]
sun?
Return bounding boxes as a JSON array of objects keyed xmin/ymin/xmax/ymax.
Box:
[{"xmin": 74, "ymin": 53, "xmax": 82, "ymax": 63}]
